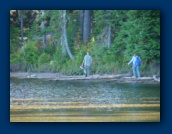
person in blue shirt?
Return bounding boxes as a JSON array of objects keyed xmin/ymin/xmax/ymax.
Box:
[
  {"xmin": 81, "ymin": 52, "xmax": 92, "ymax": 77},
  {"xmin": 128, "ymin": 54, "xmax": 141, "ymax": 78}
]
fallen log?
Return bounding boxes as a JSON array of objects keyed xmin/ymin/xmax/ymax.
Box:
[
  {"xmin": 153, "ymin": 75, "xmax": 160, "ymax": 82},
  {"xmin": 10, "ymin": 73, "xmax": 160, "ymax": 84},
  {"xmin": 124, "ymin": 77, "xmax": 153, "ymax": 80}
]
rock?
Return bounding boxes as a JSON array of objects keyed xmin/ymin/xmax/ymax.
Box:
[{"xmin": 31, "ymin": 74, "xmax": 36, "ymax": 77}]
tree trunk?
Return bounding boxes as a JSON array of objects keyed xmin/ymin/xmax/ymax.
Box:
[
  {"xmin": 50, "ymin": 22, "xmax": 54, "ymax": 40},
  {"xmin": 83, "ymin": 10, "xmax": 91, "ymax": 43},
  {"xmin": 79, "ymin": 10, "xmax": 84, "ymax": 36},
  {"xmin": 97, "ymin": 10, "xmax": 112, "ymax": 48},
  {"xmin": 97, "ymin": 25, "xmax": 111, "ymax": 48},
  {"xmin": 107, "ymin": 25, "xmax": 111, "ymax": 48},
  {"xmin": 19, "ymin": 10, "xmax": 24, "ymax": 42},
  {"xmin": 21, "ymin": 14, "xmax": 24, "ymax": 41},
  {"xmin": 41, "ymin": 10, "xmax": 46, "ymax": 49},
  {"xmin": 62, "ymin": 10, "xmax": 75, "ymax": 60},
  {"xmin": 30, "ymin": 11, "xmax": 36, "ymax": 24}
]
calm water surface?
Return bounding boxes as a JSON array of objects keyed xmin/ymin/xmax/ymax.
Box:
[{"xmin": 10, "ymin": 77, "xmax": 160, "ymax": 122}]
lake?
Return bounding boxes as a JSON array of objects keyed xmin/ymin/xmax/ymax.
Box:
[{"xmin": 10, "ymin": 77, "xmax": 160, "ymax": 122}]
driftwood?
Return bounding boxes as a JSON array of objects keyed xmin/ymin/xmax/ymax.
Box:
[
  {"xmin": 10, "ymin": 73, "xmax": 160, "ymax": 83},
  {"xmin": 124, "ymin": 76, "xmax": 160, "ymax": 82},
  {"xmin": 124, "ymin": 77, "xmax": 153, "ymax": 80},
  {"xmin": 153, "ymin": 75, "xmax": 160, "ymax": 82},
  {"xmin": 51, "ymin": 74, "xmax": 122, "ymax": 81}
]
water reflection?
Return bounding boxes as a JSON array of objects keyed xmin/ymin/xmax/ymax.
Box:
[{"xmin": 10, "ymin": 77, "xmax": 160, "ymax": 122}]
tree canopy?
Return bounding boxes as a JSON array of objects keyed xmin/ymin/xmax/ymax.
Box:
[{"xmin": 10, "ymin": 10, "xmax": 160, "ymax": 76}]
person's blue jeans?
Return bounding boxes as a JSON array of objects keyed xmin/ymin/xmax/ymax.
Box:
[{"xmin": 132, "ymin": 65, "xmax": 140, "ymax": 77}]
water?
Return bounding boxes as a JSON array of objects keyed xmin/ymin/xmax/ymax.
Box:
[{"xmin": 10, "ymin": 77, "xmax": 160, "ymax": 122}]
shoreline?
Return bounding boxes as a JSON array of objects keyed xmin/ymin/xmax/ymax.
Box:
[{"xmin": 10, "ymin": 72, "xmax": 160, "ymax": 84}]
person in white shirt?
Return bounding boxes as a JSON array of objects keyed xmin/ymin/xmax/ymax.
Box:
[
  {"xmin": 128, "ymin": 54, "xmax": 141, "ymax": 78},
  {"xmin": 81, "ymin": 52, "xmax": 92, "ymax": 77}
]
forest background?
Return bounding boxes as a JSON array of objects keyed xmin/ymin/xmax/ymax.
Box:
[{"xmin": 10, "ymin": 10, "xmax": 160, "ymax": 76}]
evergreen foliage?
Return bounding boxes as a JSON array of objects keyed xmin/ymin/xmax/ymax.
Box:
[{"xmin": 10, "ymin": 10, "xmax": 160, "ymax": 76}]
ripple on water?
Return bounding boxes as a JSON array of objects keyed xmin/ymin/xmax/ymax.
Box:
[{"xmin": 10, "ymin": 78, "xmax": 160, "ymax": 122}]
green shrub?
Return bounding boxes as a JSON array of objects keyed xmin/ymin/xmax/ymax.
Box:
[
  {"xmin": 10, "ymin": 53, "xmax": 21, "ymax": 64},
  {"xmin": 38, "ymin": 53, "xmax": 51, "ymax": 64},
  {"xmin": 20, "ymin": 41, "xmax": 42, "ymax": 65},
  {"xmin": 36, "ymin": 63, "xmax": 52, "ymax": 72}
]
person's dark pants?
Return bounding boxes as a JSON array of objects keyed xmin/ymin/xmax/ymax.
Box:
[{"xmin": 84, "ymin": 66, "xmax": 91, "ymax": 77}]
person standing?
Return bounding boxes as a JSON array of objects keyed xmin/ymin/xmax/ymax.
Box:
[
  {"xmin": 81, "ymin": 52, "xmax": 92, "ymax": 77},
  {"xmin": 128, "ymin": 54, "xmax": 141, "ymax": 78}
]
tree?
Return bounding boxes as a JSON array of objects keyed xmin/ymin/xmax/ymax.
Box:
[
  {"xmin": 79, "ymin": 10, "xmax": 84, "ymax": 36},
  {"xmin": 41, "ymin": 10, "xmax": 46, "ymax": 49},
  {"xmin": 61, "ymin": 10, "xmax": 75, "ymax": 60},
  {"xmin": 83, "ymin": 10, "xmax": 91, "ymax": 43},
  {"xmin": 93, "ymin": 10, "xmax": 115, "ymax": 48},
  {"xmin": 18, "ymin": 10, "xmax": 24, "ymax": 41},
  {"xmin": 10, "ymin": 10, "xmax": 160, "ymax": 75},
  {"xmin": 123, "ymin": 10, "xmax": 160, "ymax": 63}
]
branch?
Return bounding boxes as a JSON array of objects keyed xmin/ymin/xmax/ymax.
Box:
[{"xmin": 153, "ymin": 75, "xmax": 160, "ymax": 82}]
